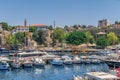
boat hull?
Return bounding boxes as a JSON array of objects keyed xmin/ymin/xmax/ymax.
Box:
[
  {"xmin": 0, "ymin": 61, "xmax": 9, "ymax": 70},
  {"xmin": 11, "ymin": 64, "xmax": 21, "ymax": 69},
  {"xmin": 23, "ymin": 63, "xmax": 33, "ymax": 68},
  {"xmin": 50, "ymin": 60, "xmax": 63, "ymax": 66},
  {"xmin": 64, "ymin": 61, "xmax": 72, "ymax": 65}
]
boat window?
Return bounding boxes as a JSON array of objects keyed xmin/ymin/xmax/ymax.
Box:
[{"xmin": 2, "ymin": 63, "xmax": 5, "ymax": 65}]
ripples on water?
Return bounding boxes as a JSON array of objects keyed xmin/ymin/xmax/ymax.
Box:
[{"xmin": 0, "ymin": 63, "xmax": 109, "ymax": 80}]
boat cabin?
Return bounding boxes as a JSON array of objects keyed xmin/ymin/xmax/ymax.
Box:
[{"xmin": 85, "ymin": 72, "xmax": 119, "ymax": 80}]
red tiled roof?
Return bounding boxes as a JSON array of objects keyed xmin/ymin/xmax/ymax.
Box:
[{"xmin": 30, "ymin": 24, "xmax": 46, "ymax": 27}]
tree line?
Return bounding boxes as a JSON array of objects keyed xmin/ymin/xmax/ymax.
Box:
[{"xmin": 0, "ymin": 22, "xmax": 119, "ymax": 49}]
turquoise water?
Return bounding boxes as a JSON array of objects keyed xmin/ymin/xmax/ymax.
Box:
[{"xmin": 0, "ymin": 63, "xmax": 109, "ymax": 80}]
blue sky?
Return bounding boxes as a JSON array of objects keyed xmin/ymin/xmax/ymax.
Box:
[{"xmin": 0, "ymin": 0, "xmax": 120, "ymax": 27}]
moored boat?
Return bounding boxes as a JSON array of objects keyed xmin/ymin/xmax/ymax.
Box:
[
  {"xmin": 23, "ymin": 60, "xmax": 33, "ymax": 68},
  {"xmin": 0, "ymin": 61, "xmax": 10, "ymax": 70},
  {"xmin": 91, "ymin": 59, "xmax": 101, "ymax": 64},
  {"xmin": 73, "ymin": 56, "xmax": 81, "ymax": 64},
  {"xmin": 11, "ymin": 59, "xmax": 21, "ymax": 69},
  {"xmin": 49, "ymin": 58, "xmax": 63, "ymax": 66},
  {"xmin": 33, "ymin": 58, "xmax": 45, "ymax": 67},
  {"xmin": 63, "ymin": 57, "xmax": 73, "ymax": 65}
]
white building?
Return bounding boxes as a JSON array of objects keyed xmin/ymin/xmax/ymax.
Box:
[
  {"xmin": 12, "ymin": 26, "xmax": 29, "ymax": 34},
  {"xmin": 30, "ymin": 24, "xmax": 48, "ymax": 31}
]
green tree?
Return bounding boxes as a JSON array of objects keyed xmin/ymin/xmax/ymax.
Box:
[
  {"xmin": 107, "ymin": 32, "xmax": 119, "ymax": 45},
  {"xmin": 29, "ymin": 26, "xmax": 36, "ymax": 32},
  {"xmin": 72, "ymin": 25, "xmax": 79, "ymax": 29},
  {"xmin": 64, "ymin": 25, "xmax": 69, "ymax": 31},
  {"xmin": 96, "ymin": 36, "xmax": 109, "ymax": 49},
  {"xmin": 32, "ymin": 32, "xmax": 39, "ymax": 41},
  {"xmin": 64, "ymin": 32, "xmax": 70, "ymax": 40},
  {"xmin": 0, "ymin": 22, "xmax": 9, "ymax": 30},
  {"xmin": 47, "ymin": 25, "xmax": 53, "ymax": 30},
  {"xmin": 52, "ymin": 27, "xmax": 66, "ymax": 43},
  {"xmin": 66, "ymin": 31, "xmax": 86, "ymax": 45},
  {"xmin": 6, "ymin": 34, "xmax": 18, "ymax": 47},
  {"xmin": 15, "ymin": 32, "xmax": 26, "ymax": 44},
  {"xmin": 85, "ymin": 31, "xmax": 94, "ymax": 44},
  {"xmin": 82, "ymin": 25, "xmax": 87, "ymax": 29},
  {"xmin": 37, "ymin": 30, "xmax": 44, "ymax": 44}
]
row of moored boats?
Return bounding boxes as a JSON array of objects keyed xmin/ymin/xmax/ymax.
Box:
[{"xmin": 0, "ymin": 55, "xmax": 102, "ymax": 70}]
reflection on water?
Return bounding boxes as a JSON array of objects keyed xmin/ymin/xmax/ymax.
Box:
[{"xmin": 0, "ymin": 63, "xmax": 109, "ymax": 80}]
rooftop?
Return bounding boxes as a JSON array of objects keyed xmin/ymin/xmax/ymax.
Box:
[
  {"xmin": 16, "ymin": 26, "xmax": 28, "ymax": 28},
  {"xmin": 30, "ymin": 24, "xmax": 46, "ymax": 27}
]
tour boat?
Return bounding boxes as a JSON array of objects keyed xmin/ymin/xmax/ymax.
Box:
[
  {"xmin": 33, "ymin": 58, "xmax": 45, "ymax": 67},
  {"xmin": 23, "ymin": 60, "xmax": 33, "ymax": 68},
  {"xmin": 49, "ymin": 58, "xmax": 63, "ymax": 66},
  {"xmin": 0, "ymin": 61, "xmax": 10, "ymax": 70}
]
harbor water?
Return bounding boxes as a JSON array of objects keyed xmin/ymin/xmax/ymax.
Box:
[{"xmin": 0, "ymin": 63, "xmax": 109, "ymax": 80}]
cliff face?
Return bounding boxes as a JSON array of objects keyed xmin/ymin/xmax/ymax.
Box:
[
  {"xmin": 0, "ymin": 30, "xmax": 11, "ymax": 47},
  {"xmin": 43, "ymin": 30, "xmax": 52, "ymax": 47}
]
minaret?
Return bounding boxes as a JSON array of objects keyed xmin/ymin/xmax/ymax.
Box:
[
  {"xmin": 53, "ymin": 20, "xmax": 55, "ymax": 28},
  {"xmin": 24, "ymin": 19, "xmax": 27, "ymax": 27}
]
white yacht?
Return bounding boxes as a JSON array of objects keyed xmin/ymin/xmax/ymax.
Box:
[
  {"xmin": 23, "ymin": 60, "xmax": 33, "ymax": 68},
  {"xmin": 49, "ymin": 58, "xmax": 63, "ymax": 66},
  {"xmin": 33, "ymin": 58, "xmax": 45, "ymax": 67},
  {"xmin": 73, "ymin": 56, "xmax": 81, "ymax": 64},
  {"xmin": 63, "ymin": 57, "xmax": 73, "ymax": 65},
  {"xmin": 0, "ymin": 61, "xmax": 10, "ymax": 70}
]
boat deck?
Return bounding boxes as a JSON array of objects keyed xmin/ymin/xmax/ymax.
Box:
[{"xmin": 85, "ymin": 72, "xmax": 119, "ymax": 80}]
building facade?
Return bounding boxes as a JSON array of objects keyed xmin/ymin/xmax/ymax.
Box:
[
  {"xmin": 30, "ymin": 24, "xmax": 48, "ymax": 31},
  {"xmin": 12, "ymin": 26, "xmax": 29, "ymax": 34},
  {"xmin": 12, "ymin": 19, "xmax": 29, "ymax": 34},
  {"xmin": 98, "ymin": 19, "xmax": 110, "ymax": 28}
]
